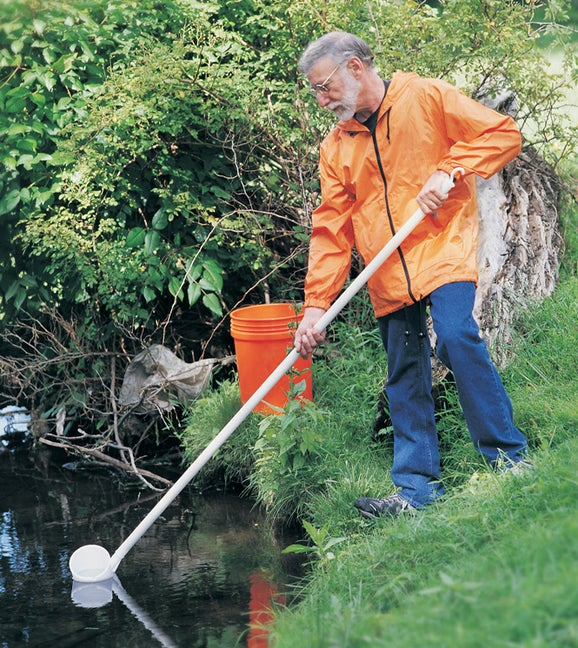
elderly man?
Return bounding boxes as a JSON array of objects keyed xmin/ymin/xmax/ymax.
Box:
[{"xmin": 293, "ymin": 31, "xmax": 529, "ymax": 518}]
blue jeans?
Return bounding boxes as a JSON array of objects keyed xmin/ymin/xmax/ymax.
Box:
[{"xmin": 377, "ymin": 281, "xmax": 527, "ymax": 508}]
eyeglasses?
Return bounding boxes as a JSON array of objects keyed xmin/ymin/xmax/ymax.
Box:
[{"xmin": 309, "ymin": 64, "xmax": 341, "ymax": 96}]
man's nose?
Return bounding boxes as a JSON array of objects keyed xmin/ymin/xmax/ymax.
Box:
[{"xmin": 317, "ymin": 92, "xmax": 331, "ymax": 108}]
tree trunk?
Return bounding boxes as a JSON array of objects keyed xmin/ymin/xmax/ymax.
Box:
[{"xmin": 474, "ymin": 147, "xmax": 563, "ymax": 367}]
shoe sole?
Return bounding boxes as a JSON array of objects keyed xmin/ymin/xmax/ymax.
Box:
[{"xmin": 357, "ymin": 508, "xmax": 380, "ymax": 520}]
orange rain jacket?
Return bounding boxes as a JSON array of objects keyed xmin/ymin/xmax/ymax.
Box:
[{"xmin": 303, "ymin": 71, "xmax": 522, "ymax": 318}]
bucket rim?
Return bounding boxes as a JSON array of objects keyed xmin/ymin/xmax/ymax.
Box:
[{"xmin": 231, "ymin": 302, "xmax": 303, "ymax": 319}]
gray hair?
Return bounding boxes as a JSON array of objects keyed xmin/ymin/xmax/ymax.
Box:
[{"xmin": 298, "ymin": 31, "xmax": 375, "ymax": 75}]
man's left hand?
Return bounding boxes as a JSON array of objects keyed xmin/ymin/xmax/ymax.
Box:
[{"xmin": 416, "ymin": 170, "xmax": 452, "ymax": 216}]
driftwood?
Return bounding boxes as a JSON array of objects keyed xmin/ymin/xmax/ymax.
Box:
[
  {"xmin": 471, "ymin": 86, "xmax": 563, "ymax": 365},
  {"xmin": 34, "ymin": 346, "xmax": 235, "ymax": 488},
  {"xmin": 39, "ymin": 434, "xmax": 174, "ymax": 489}
]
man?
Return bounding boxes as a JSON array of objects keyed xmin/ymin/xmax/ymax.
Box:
[{"xmin": 293, "ymin": 31, "xmax": 529, "ymax": 519}]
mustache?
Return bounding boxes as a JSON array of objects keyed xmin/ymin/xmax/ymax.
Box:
[{"xmin": 327, "ymin": 103, "xmax": 354, "ymax": 120}]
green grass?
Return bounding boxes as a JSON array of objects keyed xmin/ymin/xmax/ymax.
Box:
[
  {"xmin": 180, "ymin": 280, "xmax": 578, "ymax": 646},
  {"xmin": 265, "ymin": 277, "xmax": 578, "ymax": 648},
  {"xmin": 271, "ymin": 438, "xmax": 578, "ymax": 647},
  {"xmin": 180, "ymin": 202, "xmax": 578, "ymax": 647}
]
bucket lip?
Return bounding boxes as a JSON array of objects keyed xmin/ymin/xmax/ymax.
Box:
[{"xmin": 231, "ymin": 302, "xmax": 303, "ymax": 321}]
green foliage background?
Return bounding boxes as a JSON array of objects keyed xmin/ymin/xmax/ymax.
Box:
[{"xmin": 0, "ymin": 0, "xmax": 576, "ymax": 420}]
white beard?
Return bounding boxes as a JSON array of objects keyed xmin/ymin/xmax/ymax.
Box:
[{"xmin": 327, "ymin": 76, "xmax": 361, "ymax": 121}]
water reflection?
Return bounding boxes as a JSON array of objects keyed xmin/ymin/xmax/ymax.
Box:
[
  {"xmin": 248, "ymin": 572, "xmax": 285, "ymax": 648},
  {"xmin": 0, "ymin": 446, "xmax": 303, "ymax": 647},
  {"xmin": 72, "ymin": 575, "xmax": 179, "ymax": 647}
]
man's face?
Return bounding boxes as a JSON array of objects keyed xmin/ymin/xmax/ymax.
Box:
[{"xmin": 308, "ymin": 58, "xmax": 361, "ymax": 121}]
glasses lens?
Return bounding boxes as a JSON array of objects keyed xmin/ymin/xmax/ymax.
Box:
[{"xmin": 309, "ymin": 64, "xmax": 340, "ymax": 96}]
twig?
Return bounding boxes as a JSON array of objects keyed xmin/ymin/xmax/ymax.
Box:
[
  {"xmin": 110, "ymin": 355, "xmax": 128, "ymax": 465},
  {"xmin": 39, "ymin": 436, "xmax": 173, "ymax": 488}
]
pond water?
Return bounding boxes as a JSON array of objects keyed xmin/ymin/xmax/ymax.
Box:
[{"xmin": 0, "ymin": 442, "xmax": 304, "ymax": 647}]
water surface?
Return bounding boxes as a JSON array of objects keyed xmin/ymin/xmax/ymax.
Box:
[{"xmin": 0, "ymin": 444, "xmax": 303, "ymax": 647}]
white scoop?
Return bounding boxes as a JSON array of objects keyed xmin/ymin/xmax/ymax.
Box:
[{"xmin": 69, "ymin": 544, "xmax": 114, "ymax": 583}]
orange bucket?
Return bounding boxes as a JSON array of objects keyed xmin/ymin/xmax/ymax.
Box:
[{"xmin": 230, "ymin": 303, "xmax": 313, "ymax": 414}]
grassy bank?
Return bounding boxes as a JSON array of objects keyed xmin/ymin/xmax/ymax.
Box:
[
  {"xmin": 270, "ymin": 433, "xmax": 578, "ymax": 647},
  {"xmin": 180, "ymin": 206, "xmax": 578, "ymax": 646}
]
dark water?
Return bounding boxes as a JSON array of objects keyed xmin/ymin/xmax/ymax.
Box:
[{"xmin": 0, "ymin": 444, "xmax": 303, "ymax": 647}]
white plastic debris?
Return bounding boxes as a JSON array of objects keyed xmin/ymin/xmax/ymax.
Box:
[{"xmin": 0, "ymin": 406, "xmax": 31, "ymax": 443}]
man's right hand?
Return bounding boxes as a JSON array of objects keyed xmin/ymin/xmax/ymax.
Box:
[{"xmin": 294, "ymin": 307, "xmax": 327, "ymax": 359}]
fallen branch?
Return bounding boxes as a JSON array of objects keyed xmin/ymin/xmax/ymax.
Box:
[{"xmin": 39, "ymin": 435, "xmax": 173, "ymax": 489}]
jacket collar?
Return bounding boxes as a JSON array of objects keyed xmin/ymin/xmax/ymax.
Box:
[{"xmin": 334, "ymin": 71, "xmax": 415, "ymax": 132}]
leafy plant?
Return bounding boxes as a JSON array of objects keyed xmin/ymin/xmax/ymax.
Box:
[
  {"xmin": 3, "ymin": 0, "xmax": 576, "ymax": 338},
  {"xmin": 177, "ymin": 378, "xmax": 255, "ymax": 488},
  {"xmin": 282, "ymin": 519, "xmax": 347, "ymax": 563},
  {"xmin": 1, "ymin": 0, "xmax": 575, "ymax": 467},
  {"xmin": 250, "ymin": 384, "xmax": 328, "ymax": 519}
]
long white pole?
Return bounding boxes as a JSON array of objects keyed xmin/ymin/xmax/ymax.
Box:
[{"xmin": 109, "ymin": 170, "xmax": 462, "ymax": 572}]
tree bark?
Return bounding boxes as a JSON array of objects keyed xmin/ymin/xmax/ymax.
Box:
[{"xmin": 474, "ymin": 147, "xmax": 562, "ymax": 366}]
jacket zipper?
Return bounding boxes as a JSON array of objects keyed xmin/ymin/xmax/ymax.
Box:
[{"xmin": 370, "ymin": 111, "xmax": 418, "ymax": 304}]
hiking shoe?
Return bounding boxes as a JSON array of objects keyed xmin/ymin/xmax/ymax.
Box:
[{"xmin": 354, "ymin": 494, "xmax": 415, "ymax": 520}]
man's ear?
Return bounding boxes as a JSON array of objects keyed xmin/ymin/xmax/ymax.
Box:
[{"xmin": 346, "ymin": 57, "xmax": 364, "ymax": 79}]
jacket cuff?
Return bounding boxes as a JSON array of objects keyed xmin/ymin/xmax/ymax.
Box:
[
  {"xmin": 303, "ymin": 298, "xmax": 331, "ymax": 311},
  {"xmin": 437, "ymin": 160, "xmax": 469, "ymax": 177}
]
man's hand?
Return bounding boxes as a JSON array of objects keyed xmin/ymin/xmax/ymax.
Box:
[
  {"xmin": 416, "ymin": 170, "xmax": 452, "ymax": 216},
  {"xmin": 294, "ymin": 307, "xmax": 327, "ymax": 359}
]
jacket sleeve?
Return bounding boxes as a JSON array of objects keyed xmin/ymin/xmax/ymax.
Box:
[
  {"xmin": 433, "ymin": 80, "xmax": 522, "ymax": 179},
  {"xmin": 303, "ymin": 143, "xmax": 356, "ymax": 311}
]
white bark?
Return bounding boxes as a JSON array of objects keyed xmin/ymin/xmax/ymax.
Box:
[{"xmin": 474, "ymin": 148, "xmax": 562, "ymax": 366}]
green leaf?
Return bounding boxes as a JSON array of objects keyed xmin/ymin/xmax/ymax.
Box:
[
  {"xmin": 302, "ymin": 519, "xmax": 324, "ymax": 546},
  {"xmin": 202, "ymin": 292, "xmax": 222, "ymax": 316},
  {"xmin": 185, "ymin": 259, "xmax": 203, "ymax": 281},
  {"xmin": 168, "ymin": 276, "xmax": 184, "ymax": 299},
  {"xmin": 2, "ymin": 157, "xmax": 17, "ymax": 171},
  {"xmin": 210, "ymin": 185, "xmax": 231, "ymax": 200},
  {"xmin": 142, "ymin": 285, "xmax": 156, "ymax": 302},
  {"xmin": 281, "ymin": 543, "xmax": 314, "ymax": 555},
  {"xmin": 52, "ymin": 53, "xmax": 76, "ymax": 74},
  {"xmin": 126, "ymin": 227, "xmax": 146, "ymax": 248},
  {"xmin": 5, "ymin": 96, "xmax": 27, "ymax": 113},
  {"xmin": 30, "ymin": 92, "xmax": 46, "ymax": 109},
  {"xmin": 4, "ymin": 281, "xmax": 21, "ymax": 301},
  {"xmin": 323, "ymin": 536, "xmax": 347, "ymax": 551},
  {"xmin": 17, "ymin": 137, "xmax": 38, "ymax": 153},
  {"xmin": 5, "ymin": 124, "xmax": 30, "ymax": 136},
  {"xmin": 202, "ymin": 258, "xmax": 223, "ymax": 291},
  {"xmin": 10, "ymin": 39, "xmax": 24, "ymax": 55},
  {"xmin": 34, "ymin": 188, "xmax": 55, "ymax": 206},
  {"xmin": 13, "ymin": 287, "xmax": 27, "ymax": 310},
  {"xmin": 198, "ymin": 276, "xmax": 218, "ymax": 291},
  {"xmin": 32, "ymin": 19, "xmax": 45, "ymax": 36},
  {"xmin": 0, "ymin": 189, "xmax": 21, "ymax": 215},
  {"xmin": 48, "ymin": 151, "xmax": 76, "ymax": 166},
  {"xmin": 187, "ymin": 281, "xmax": 202, "ymax": 305},
  {"xmin": 152, "ymin": 208, "xmax": 169, "ymax": 230},
  {"xmin": 144, "ymin": 230, "xmax": 161, "ymax": 255}
]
